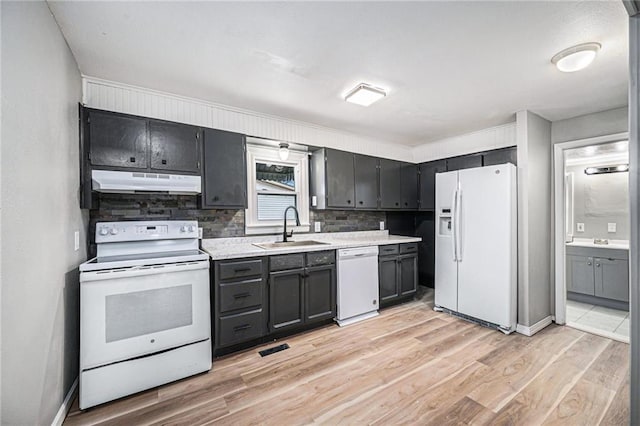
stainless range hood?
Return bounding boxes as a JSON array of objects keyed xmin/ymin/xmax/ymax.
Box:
[{"xmin": 91, "ymin": 170, "xmax": 201, "ymax": 194}]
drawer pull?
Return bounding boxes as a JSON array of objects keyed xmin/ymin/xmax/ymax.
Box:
[
  {"xmin": 234, "ymin": 324, "xmax": 252, "ymax": 332},
  {"xmin": 233, "ymin": 292, "xmax": 251, "ymax": 299},
  {"xmin": 234, "ymin": 267, "xmax": 252, "ymax": 273}
]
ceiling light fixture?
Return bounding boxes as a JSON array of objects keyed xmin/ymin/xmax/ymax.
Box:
[
  {"xmin": 551, "ymin": 42, "xmax": 601, "ymax": 73},
  {"xmin": 344, "ymin": 83, "xmax": 387, "ymax": 106},
  {"xmin": 584, "ymin": 164, "xmax": 629, "ymax": 175},
  {"xmin": 278, "ymin": 142, "xmax": 290, "ymax": 161}
]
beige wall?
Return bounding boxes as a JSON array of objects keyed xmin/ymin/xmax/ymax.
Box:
[{"xmin": 1, "ymin": 2, "xmax": 88, "ymax": 424}]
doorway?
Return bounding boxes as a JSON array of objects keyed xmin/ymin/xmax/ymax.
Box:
[{"xmin": 554, "ymin": 133, "xmax": 630, "ymax": 342}]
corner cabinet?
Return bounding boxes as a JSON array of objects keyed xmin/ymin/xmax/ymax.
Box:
[
  {"xmin": 418, "ymin": 160, "xmax": 446, "ymax": 211},
  {"xmin": 378, "ymin": 243, "xmax": 418, "ymax": 308},
  {"xmin": 269, "ymin": 251, "xmax": 336, "ymax": 333},
  {"xmin": 201, "ymin": 128, "xmax": 247, "ymax": 209}
]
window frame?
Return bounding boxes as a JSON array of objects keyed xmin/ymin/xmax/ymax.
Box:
[{"xmin": 245, "ymin": 142, "xmax": 310, "ymax": 235}]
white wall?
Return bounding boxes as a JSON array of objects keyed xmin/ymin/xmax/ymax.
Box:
[
  {"xmin": 517, "ymin": 110, "xmax": 552, "ymax": 327},
  {"xmin": 411, "ymin": 122, "xmax": 516, "ymax": 163},
  {"xmin": 552, "ymin": 107, "xmax": 628, "ymax": 144},
  {"xmin": 1, "ymin": 2, "xmax": 88, "ymax": 424},
  {"xmin": 83, "ymin": 77, "xmax": 414, "ymax": 162}
]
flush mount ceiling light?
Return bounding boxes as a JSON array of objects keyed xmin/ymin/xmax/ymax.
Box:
[
  {"xmin": 551, "ymin": 42, "xmax": 601, "ymax": 73},
  {"xmin": 278, "ymin": 142, "xmax": 290, "ymax": 161},
  {"xmin": 344, "ymin": 83, "xmax": 387, "ymax": 106}
]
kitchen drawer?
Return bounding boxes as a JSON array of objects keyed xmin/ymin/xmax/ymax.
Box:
[
  {"xmin": 218, "ymin": 258, "xmax": 263, "ymax": 280},
  {"xmin": 379, "ymin": 244, "xmax": 399, "ymax": 256},
  {"xmin": 566, "ymin": 245, "xmax": 628, "ymax": 260},
  {"xmin": 399, "ymin": 243, "xmax": 418, "ymax": 254},
  {"xmin": 219, "ymin": 278, "xmax": 263, "ymax": 313},
  {"xmin": 270, "ymin": 254, "xmax": 305, "ymax": 271},
  {"xmin": 306, "ymin": 250, "xmax": 335, "ymax": 267},
  {"xmin": 218, "ymin": 308, "xmax": 264, "ymax": 347}
]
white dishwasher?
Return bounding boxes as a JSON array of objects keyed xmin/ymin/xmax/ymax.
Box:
[{"xmin": 336, "ymin": 246, "xmax": 380, "ymax": 326}]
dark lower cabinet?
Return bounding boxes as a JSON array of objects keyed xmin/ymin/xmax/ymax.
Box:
[
  {"xmin": 268, "ymin": 251, "xmax": 336, "ymax": 333},
  {"xmin": 202, "ymin": 128, "xmax": 247, "ymax": 209},
  {"xmin": 379, "ymin": 243, "xmax": 418, "ymax": 307},
  {"xmin": 213, "ymin": 257, "xmax": 267, "ymax": 352},
  {"xmin": 269, "ymin": 269, "xmax": 305, "ymax": 331},
  {"xmin": 304, "ymin": 265, "xmax": 337, "ymax": 322}
]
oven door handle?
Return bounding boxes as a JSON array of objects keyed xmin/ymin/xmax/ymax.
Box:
[{"xmin": 80, "ymin": 260, "xmax": 209, "ymax": 282}]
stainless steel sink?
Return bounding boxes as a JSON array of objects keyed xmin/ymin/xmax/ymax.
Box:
[{"xmin": 253, "ymin": 240, "xmax": 330, "ymax": 250}]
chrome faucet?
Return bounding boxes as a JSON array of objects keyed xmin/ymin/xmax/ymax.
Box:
[{"xmin": 283, "ymin": 205, "xmax": 301, "ymax": 243}]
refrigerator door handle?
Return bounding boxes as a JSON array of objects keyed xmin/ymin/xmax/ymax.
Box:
[
  {"xmin": 451, "ymin": 188, "xmax": 458, "ymax": 262},
  {"xmin": 456, "ymin": 188, "xmax": 463, "ymax": 262}
]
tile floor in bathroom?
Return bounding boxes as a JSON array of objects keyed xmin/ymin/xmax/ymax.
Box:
[{"xmin": 566, "ymin": 299, "xmax": 629, "ymax": 342}]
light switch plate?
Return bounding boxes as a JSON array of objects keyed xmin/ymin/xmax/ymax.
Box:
[
  {"xmin": 379, "ymin": 221, "xmax": 385, "ymax": 230},
  {"xmin": 577, "ymin": 223, "xmax": 585, "ymax": 232},
  {"xmin": 74, "ymin": 231, "xmax": 80, "ymax": 251},
  {"xmin": 314, "ymin": 222, "xmax": 321, "ymax": 232},
  {"xmin": 608, "ymin": 223, "xmax": 617, "ymax": 233},
  {"xmin": 198, "ymin": 227, "xmax": 203, "ymax": 239},
  {"xmin": 311, "ymin": 196, "xmax": 317, "ymax": 207}
]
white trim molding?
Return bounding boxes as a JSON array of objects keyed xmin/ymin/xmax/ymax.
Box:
[
  {"xmin": 51, "ymin": 377, "xmax": 78, "ymax": 426},
  {"xmin": 516, "ymin": 316, "xmax": 553, "ymax": 336},
  {"xmin": 552, "ymin": 132, "xmax": 629, "ymax": 325}
]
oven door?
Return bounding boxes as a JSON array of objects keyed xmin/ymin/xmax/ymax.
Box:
[{"xmin": 80, "ymin": 260, "xmax": 210, "ymax": 370}]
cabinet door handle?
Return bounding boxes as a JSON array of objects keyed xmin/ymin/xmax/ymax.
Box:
[
  {"xmin": 587, "ymin": 262, "xmax": 592, "ymax": 266},
  {"xmin": 233, "ymin": 292, "xmax": 251, "ymax": 299},
  {"xmin": 395, "ymin": 202, "xmax": 399, "ymax": 206},
  {"xmin": 359, "ymin": 201, "xmax": 364, "ymax": 205},
  {"xmin": 130, "ymin": 157, "xmax": 136, "ymax": 163},
  {"xmin": 234, "ymin": 267, "xmax": 251, "ymax": 273},
  {"xmin": 347, "ymin": 200, "xmax": 352, "ymax": 204},
  {"xmin": 212, "ymin": 196, "xmax": 220, "ymax": 202},
  {"xmin": 161, "ymin": 159, "xmax": 167, "ymax": 165},
  {"xmin": 234, "ymin": 324, "xmax": 252, "ymax": 332},
  {"xmin": 596, "ymin": 264, "xmax": 601, "ymax": 267}
]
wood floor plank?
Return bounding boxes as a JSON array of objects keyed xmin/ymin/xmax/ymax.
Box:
[
  {"xmin": 491, "ymin": 334, "xmax": 610, "ymax": 425},
  {"xmin": 600, "ymin": 370, "xmax": 631, "ymax": 426},
  {"xmin": 541, "ymin": 378, "xmax": 615, "ymax": 425},
  {"xmin": 63, "ymin": 295, "xmax": 629, "ymax": 426}
]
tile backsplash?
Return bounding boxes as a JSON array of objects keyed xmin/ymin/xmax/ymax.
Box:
[{"xmin": 90, "ymin": 194, "xmax": 387, "ymax": 241}]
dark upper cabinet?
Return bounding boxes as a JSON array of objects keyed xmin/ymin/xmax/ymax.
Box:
[
  {"xmin": 354, "ymin": 154, "xmax": 379, "ymax": 209},
  {"xmin": 483, "ymin": 146, "xmax": 517, "ymax": 167},
  {"xmin": 446, "ymin": 154, "xmax": 482, "ymax": 171},
  {"xmin": 149, "ymin": 120, "xmax": 200, "ymax": 173},
  {"xmin": 304, "ymin": 265, "xmax": 336, "ymax": 323},
  {"xmin": 418, "ymin": 160, "xmax": 446, "ymax": 211},
  {"xmin": 84, "ymin": 107, "xmax": 201, "ymax": 175},
  {"xmin": 202, "ymin": 128, "xmax": 247, "ymax": 209},
  {"xmin": 326, "ymin": 149, "xmax": 356, "ymax": 208},
  {"xmin": 88, "ymin": 109, "xmax": 148, "ymax": 169},
  {"xmin": 400, "ymin": 163, "xmax": 418, "ymax": 210},
  {"xmin": 379, "ymin": 159, "xmax": 402, "ymax": 209}
]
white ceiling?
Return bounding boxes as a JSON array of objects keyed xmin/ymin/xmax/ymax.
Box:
[{"xmin": 48, "ymin": 1, "xmax": 629, "ymax": 146}]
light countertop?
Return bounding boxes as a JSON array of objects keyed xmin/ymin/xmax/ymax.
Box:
[
  {"xmin": 201, "ymin": 230, "xmax": 422, "ymax": 260},
  {"xmin": 566, "ymin": 238, "xmax": 629, "ymax": 250}
]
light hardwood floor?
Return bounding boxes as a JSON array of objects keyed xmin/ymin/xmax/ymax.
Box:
[{"xmin": 65, "ymin": 291, "xmax": 630, "ymax": 425}]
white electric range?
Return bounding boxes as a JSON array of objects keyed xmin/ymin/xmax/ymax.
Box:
[{"xmin": 79, "ymin": 220, "xmax": 211, "ymax": 410}]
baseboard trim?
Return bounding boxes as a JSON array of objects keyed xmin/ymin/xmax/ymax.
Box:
[
  {"xmin": 516, "ymin": 316, "xmax": 553, "ymax": 336},
  {"xmin": 51, "ymin": 377, "xmax": 78, "ymax": 426}
]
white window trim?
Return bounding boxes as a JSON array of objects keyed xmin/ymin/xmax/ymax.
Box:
[{"xmin": 245, "ymin": 143, "xmax": 310, "ymax": 235}]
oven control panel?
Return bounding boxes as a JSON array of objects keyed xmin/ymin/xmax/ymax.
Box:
[{"xmin": 95, "ymin": 220, "xmax": 199, "ymax": 243}]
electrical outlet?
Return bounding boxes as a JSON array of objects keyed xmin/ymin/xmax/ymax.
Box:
[
  {"xmin": 74, "ymin": 231, "xmax": 80, "ymax": 251},
  {"xmin": 608, "ymin": 223, "xmax": 617, "ymax": 233},
  {"xmin": 379, "ymin": 221, "xmax": 385, "ymax": 230},
  {"xmin": 198, "ymin": 227, "xmax": 203, "ymax": 239},
  {"xmin": 577, "ymin": 223, "xmax": 585, "ymax": 232},
  {"xmin": 314, "ymin": 222, "xmax": 321, "ymax": 232},
  {"xmin": 311, "ymin": 196, "xmax": 317, "ymax": 207}
]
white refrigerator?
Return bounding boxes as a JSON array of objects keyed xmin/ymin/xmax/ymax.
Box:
[{"xmin": 434, "ymin": 163, "xmax": 517, "ymax": 333}]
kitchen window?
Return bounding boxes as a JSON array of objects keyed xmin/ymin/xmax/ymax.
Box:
[{"xmin": 245, "ymin": 141, "xmax": 310, "ymax": 235}]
